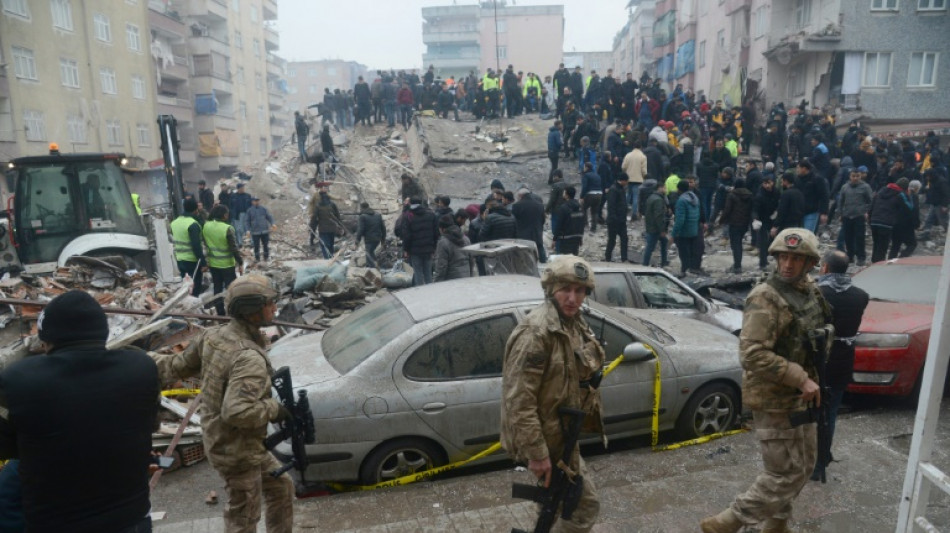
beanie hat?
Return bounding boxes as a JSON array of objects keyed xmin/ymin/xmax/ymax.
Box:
[
  {"xmin": 38, "ymin": 290, "xmax": 109, "ymax": 345},
  {"xmin": 490, "ymin": 179, "xmax": 505, "ymax": 191},
  {"xmin": 897, "ymin": 177, "xmax": 910, "ymax": 190}
]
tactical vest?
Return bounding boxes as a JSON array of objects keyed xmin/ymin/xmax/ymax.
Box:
[
  {"xmin": 170, "ymin": 216, "xmax": 199, "ymax": 262},
  {"xmin": 765, "ymin": 276, "xmax": 831, "ymax": 372},
  {"xmin": 202, "ymin": 220, "xmax": 235, "ymax": 269}
]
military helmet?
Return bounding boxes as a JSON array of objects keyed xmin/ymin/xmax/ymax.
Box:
[
  {"xmin": 768, "ymin": 228, "xmax": 820, "ymax": 261},
  {"xmin": 226, "ymin": 274, "xmax": 279, "ymax": 318},
  {"xmin": 541, "ymin": 255, "xmax": 595, "ymax": 295}
]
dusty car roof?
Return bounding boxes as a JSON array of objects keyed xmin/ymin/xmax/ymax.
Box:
[
  {"xmin": 875, "ymin": 256, "xmax": 942, "ymax": 266},
  {"xmin": 392, "ymin": 275, "xmax": 543, "ymax": 322},
  {"xmin": 588, "ymin": 262, "xmax": 668, "ymax": 273}
]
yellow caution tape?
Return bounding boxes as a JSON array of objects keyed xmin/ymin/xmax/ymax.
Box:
[
  {"xmin": 161, "ymin": 388, "xmax": 201, "ymax": 397},
  {"xmin": 324, "ymin": 347, "xmax": 747, "ymax": 492}
]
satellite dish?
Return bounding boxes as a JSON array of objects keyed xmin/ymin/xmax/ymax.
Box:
[{"xmin": 776, "ymin": 47, "xmax": 792, "ymax": 65}]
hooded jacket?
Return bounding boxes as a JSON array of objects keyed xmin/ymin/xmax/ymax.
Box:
[
  {"xmin": 480, "ymin": 206, "xmax": 518, "ymax": 241},
  {"xmin": 869, "ymin": 183, "xmax": 910, "ymax": 228},
  {"xmin": 356, "ymin": 206, "xmax": 386, "ymax": 243},
  {"xmin": 433, "ymin": 225, "xmax": 471, "ymax": 281},
  {"xmin": 672, "ymin": 190, "xmax": 700, "ymax": 238},
  {"xmin": 719, "ymin": 187, "xmax": 754, "ymax": 228},
  {"xmin": 838, "ymin": 179, "xmax": 873, "ymax": 219},
  {"xmin": 401, "ymin": 205, "xmax": 439, "ymax": 256}
]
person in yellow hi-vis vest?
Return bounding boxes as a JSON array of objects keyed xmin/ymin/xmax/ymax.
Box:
[
  {"xmin": 131, "ymin": 193, "xmax": 142, "ymax": 215},
  {"xmin": 171, "ymin": 198, "xmax": 206, "ymax": 297},
  {"xmin": 202, "ymin": 204, "xmax": 243, "ymax": 315}
]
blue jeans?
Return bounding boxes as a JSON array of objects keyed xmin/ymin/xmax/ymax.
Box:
[
  {"xmin": 699, "ymin": 187, "xmax": 716, "ymax": 222},
  {"xmin": 409, "ymin": 254, "xmax": 433, "ymax": 286},
  {"xmin": 803, "ymin": 212, "xmax": 819, "ymax": 233},
  {"xmin": 385, "ymin": 101, "xmax": 396, "ymax": 127},
  {"xmin": 297, "ymin": 135, "xmax": 307, "ymax": 161},
  {"xmin": 319, "ymin": 232, "xmax": 335, "ymax": 259},
  {"xmin": 626, "ymin": 183, "xmax": 641, "ymax": 216},
  {"xmin": 233, "ymin": 212, "xmax": 247, "ymax": 246},
  {"xmin": 643, "ymin": 232, "xmax": 668, "ymax": 266},
  {"xmin": 399, "ymin": 104, "xmax": 413, "ymax": 128}
]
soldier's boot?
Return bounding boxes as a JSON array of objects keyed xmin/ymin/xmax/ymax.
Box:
[
  {"xmin": 700, "ymin": 509, "xmax": 742, "ymax": 533},
  {"xmin": 761, "ymin": 517, "xmax": 793, "ymax": 533}
]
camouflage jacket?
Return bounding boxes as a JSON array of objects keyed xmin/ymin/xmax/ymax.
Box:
[
  {"xmin": 152, "ymin": 320, "xmax": 281, "ymax": 474},
  {"xmin": 500, "ymin": 301, "xmax": 605, "ymax": 469},
  {"xmin": 740, "ymin": 274, "xmax": 832, "ymax": 412}
]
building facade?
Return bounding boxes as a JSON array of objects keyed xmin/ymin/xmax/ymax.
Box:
[
  {"xmin": 421, "ymin": 1, "xmax": 564, "ymax": 80},
  {"xmin": 283, "ymin": 59, "xmax": 370, "ymax": 115},
  {"xmin": 0, "ymin": 0, "xmax": 159, "ymax": 164}
]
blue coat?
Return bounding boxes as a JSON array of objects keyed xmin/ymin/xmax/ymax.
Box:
[
  {"xmin": 547, "ymin": 127, "xmax": 563, "ymax": 153},
  {"xmin": 245, "ymin": 205, "xmax": 274, "ymax": 235},
  {"xmin": 672, "ymin": 190, "xmax": 701, "ymax": 238}
]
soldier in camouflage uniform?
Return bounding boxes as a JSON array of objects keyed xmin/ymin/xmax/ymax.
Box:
[
  {"xmin": 501, "ymin": 255, "xmax": 605, "ymax": 533},
  {"xmin": 153, "ymin": 275, "xmax": 294, "ymax": 533},
  {"xmin": 701, "ymin": 228, "xmax": 833, "ymax": 533}
]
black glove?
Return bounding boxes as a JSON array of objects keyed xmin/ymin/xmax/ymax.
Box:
[{"xmin": 274, "ymin": 403, "xmax": 293, "ymax": 423}]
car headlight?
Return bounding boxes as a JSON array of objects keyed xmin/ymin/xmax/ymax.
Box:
[{"xmin": 856, "ymin": 333, "xmax": 910, "ymax": 348}]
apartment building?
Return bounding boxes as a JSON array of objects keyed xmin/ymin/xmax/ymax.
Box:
[
  {"xmin": 0, "ymin": 0, "xmax": 159, "ymax": 164},
  {"xmin": 614, "ymin": 0, "xmax": 657, "ymax": 82},
  {"xmin": 421, "ymin": 1, "xmax": 564, "ymax": 80},
  {"xmin": 284, "ymin": 60, "xmax": 371, "ymax": 115},
  {"xmin": 616, "ymin": 0, "xmax": 949, "ymax": 133}
]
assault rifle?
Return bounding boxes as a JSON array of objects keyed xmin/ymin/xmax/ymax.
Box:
[
  {"xmin": 789, "ymin": 328, "xmax": 831, "ymax": 483},
  {"xmin": 264, "ymin": 366, "xmax": 316, "ymax": 478},
  {"xmin": 511, "ymin": 406, "xmax": 587, "ymax": 533}
]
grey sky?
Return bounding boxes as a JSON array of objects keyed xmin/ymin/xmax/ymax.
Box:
[{"xmin": 276, "ymin": 0, "xmax": 630, "ymax": 69}]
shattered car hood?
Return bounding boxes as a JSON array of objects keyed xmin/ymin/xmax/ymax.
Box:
[{"xmin": 267, "ymin": 331, "xmax": 342, "ymax": 387}]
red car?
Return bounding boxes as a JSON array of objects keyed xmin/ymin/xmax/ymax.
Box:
[{"xmin": 849, "ymin": 256, "xmax": 941, "ymax": 397}]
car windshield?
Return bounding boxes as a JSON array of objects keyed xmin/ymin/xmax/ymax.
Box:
[
  {"xmin": 852, "ymin": 264, "xmax": 940, "ymax": 305},
  {"xmin": 321, "ymin": 294, "xmax": 413, "ymax": 374}
]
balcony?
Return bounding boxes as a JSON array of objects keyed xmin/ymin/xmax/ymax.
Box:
[
  {"xmin": 157, "ymin": 94, "xmax": 194, "ymax": 122},
  {"xmin": 268, "ymin": 91, "xmax": 284, "ymax": 110},
  {"xmin": 158, "ymin": 56, "xmax": 190, "ymax": 81},
  {"xmin": 266, "ymin": 59, "xmax": 282, "ymax": 79},
  {"xmin": 264, "ymin": 26, "xmax": 279, "ymax": 52},
  {"xmin": 262, "ymin": 0, "xmax": 277, "ymax": 20},
  {"xmin": 421, "ymin": 5, "xmax": 479, "ymax": 19},
  {"xmin": 198, "ymin": 155, "xmax": 238, "ymax": 172},
  {"xmin": 191, "ymin": 72, "xmax": 233, "ymax": 95},
  {"xmin": 724, "ymin": 0, "xmax": 752, "ymax": 14},
  {"xmin": 148, "ymin": 6, "xmax": 186, "ymax": 39},
  {"xmin": 189, "ymin": 35, "xmax": 230, "ymax": 57},
  {"xmin": 422, "ymin": 30, "xmax": 480, "ymax": 45},
  {"xmin": 195, "ymin": 113, "xmax": 237, "ymax": 133},
  {"xmin": 184, "ymin": 0, "xmax": 227, "ymax": 22},
  {"xmin": 422, "ymin": 53, "xmax": 480, "ymax": 69},
  {"xmin": 765, "ymin": 23, "xmax": 843, "ymax": 58}
]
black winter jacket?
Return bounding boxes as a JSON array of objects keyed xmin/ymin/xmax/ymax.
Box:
[
  {"xmin": 401, "ymin": 206, "xmax": 439, "ymax": 255},
  {"xmin": 480, "ymin": 206, "xmax": 518, "ymax": 241},
  {"xmin": 719, "ymin": 187, "xmax": 754, "ymax": 228},
  {"xmin": 356, "ymin": 207, "xmax": 386, "ymax": 243},
  {"xmin": 819, "ymin": 282, "xmax": 870, "ymax": 387},
  {"xmin": 869, "ymin": 184, "xmax": 909, "ymax": 228},
  {"xmin": 775, "ymin": 186, "xmax": 805, "ymax": 231}
]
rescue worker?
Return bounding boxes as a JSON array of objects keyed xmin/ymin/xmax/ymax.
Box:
[
  {"xmin": 501, "ymin": 255, "xmax": 605, "ymax": 532},
  {"xmin": 203, "ymin": 204, "xmax": 243, "ymax": 315},
  {"xmin": 152, "ymin": 275, "xmax": 294, "ymax": 533},
  {"xmin": 701, "ymin": 228, "xmax": 833, "ymax": 533},
  {"xmin": 131, "ymin": 192, "xmax": 142, "ymax": 215},
  {"xmin": 171, "ymin": 198, "xmax": 207, "ymax": 297}
]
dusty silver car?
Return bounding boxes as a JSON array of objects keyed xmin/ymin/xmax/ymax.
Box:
[
  {"xmin": 588, "ymin": 263, "xmax": 744, "ymax": 335},
  {"xmin": 269, "ymin": 275, "xmax": 740, "ymax": 485}
]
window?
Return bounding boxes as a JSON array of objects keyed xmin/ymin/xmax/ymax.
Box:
[
  {"xmin": 106, "ymin": 119, "xmax": 122, "ymax": 146},
  {"xmin": 908, "ymin": 52, "xmax": 938, "ymax": 86},
  {"xmin": 252, "ymin": 39, "xmax": 260, "ymax": 57},
  {"xmin": 0, "ymin": 98, "xmax": 15, "ymax": 142},
  {"xmin": 60, "ymin": 58, "xmax": 80, "ymax": 88},
  {"xmin": 699, "ymin": 40, "xmax": 706, "ymax": 67},
  {"xmin": 242, "ymin": 135, "xmax": 250, "ymax": 153},
  {"xmin": 231, "ymin": 0, "xmax": 239, "ymax": 11},
  {"xmin": 307, "ymin": 67, "xmax": 317, "ymax": 76},
  {"xmin": 918, "ymin": 0, "xmax": 946, "ymax": 9},
  {"xmin": 236, "ymin": 66, "xmax": 245, "ymax": 84},
  {"xmin": 863, "ymin": 52, "xmax": 892, "ymax": 86},
  {"xmin": 23, "ymin": 110, "xmax": 46, "ymax": 141},
  {"xmin": 255, "ymin": 72, "xmax": 262, "ymax": 90},
  {"xmin": 496, "ymin": 19, "xmax": 507, "ymax": 32},
  {"xmin": 67, "ymin": 114, "xmax": 86, "ymax": 143},
  {"xmin": 126, "ymin": 23, "xmax": 141, "ymax": 51},
  {"xmin": 136, "ymin": 123, "xmax": 150, "ymax": 146},
  {"xmin": 257, "ymin": 105, "xmax": 265, "ymax": 123},
  {"xmin": 2, "ymin": 0, "xmax": 29, "ymax": 18},
  {"xmin": 239, "ymin": 101, "xmax": 247, "ymax": 119},
  {"xmin": 591, "ymin": 273, "xmax": 635, "ymax": 307},
  {"xmin": 633, "ymin": 274, "xmax": 697, "ymax": 309},
  {"xmin": 753, "ymin": 6, "xmax": 768, "ymax": 38},
  {"xmin": 51, "ymin": 0, "xmax": 73, "ymax": 30},
  {"xmin": 249, "ymin": 4, "xmax": 257, "ymax": 21},
  {"xmin": 403, "ymin": 315, "xmax": 517, "ymax": 381},
  {"xmin": 100, "ymin": 68, "xmax": 117, "ymax": 94},
  {"xmin": 308, "ymin": 84, "xmax": 317, "ymax": 94},
  {"xmin": 260, "ymin": 137, "xmax": 267, "ymax": 155},
  {"xmin": 131, "ymin": 75, "xmax": 145, "ymax": 99},
  {"xmin": 234, "ymin": 30, "xmax": 242, "ymax": 48},
  {"xmin": 575, "ymin": 314, "xmax": 647, "ymax": 360},
  {"xmin": 93, "ymin": 13, "xmax": 110, "ymax": 42},
  {"xmin": 497, "ymin": 45, "xmax": 507, "ymax": 59},
  {"xmin": 788, "ymin": 62, "xmax": 807, "ymax": 97},
  {"xmin": 717, "ymin": 29, "xmax": 725, "ymax": 49},
  {"xmin": 872, "ymin": 0, "xmax": 899, "ymax": 9},
  {"xmin": 288, "ymin": 68, "xmax": 296, "ymax": 77},
  {"xmin": 12, "ymin": 47, "xmax": 37, "ymax": 80},
  {"xmin": 795, "ymin": 0, "xmax": 812, "ymax": 28},
  {"xmin": 326, "ymin": 66, "xmax": 336, "ymax": 75}
]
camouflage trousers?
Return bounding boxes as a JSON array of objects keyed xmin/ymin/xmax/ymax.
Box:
[
  {"xmin": 731, "ymin": 410, "xmax": 817, "ymax": 525},
  {"xmin": 550, "ymin": 456, "xmax": 600, "ymax": 533},
  {"xmin": 219, "ymin": 453, "xmax": 295, "ymax": 533}
]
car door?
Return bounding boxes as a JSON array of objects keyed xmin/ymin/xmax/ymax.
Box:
[
  {"xmin": 392, "ymin": 310, "xmax": 518, "ymax": 458},
  {"xmin": 630, "ymin": 271, "xmax": 706, "ymax": 322},
  {"xmin": 584, "ymin": 310, "xmax": 680, "ymax": 437}
]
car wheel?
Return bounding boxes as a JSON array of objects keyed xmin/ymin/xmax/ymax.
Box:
[
  {"xmin": 674, "ymin": 383, "xmax": 739, "ymax": 440},
  {"xmin": 359, "ymin": 438, "xmax": 446, "ymax": 486}
]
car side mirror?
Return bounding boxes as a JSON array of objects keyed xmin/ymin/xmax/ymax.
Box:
[{"xmin": 623, "ymin": 342, "xmax": 655, "ymax": 362}]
